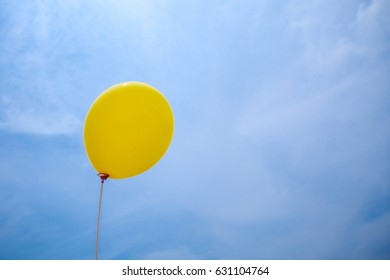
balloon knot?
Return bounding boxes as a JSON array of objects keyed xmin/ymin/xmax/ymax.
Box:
[{"xmin": 97, "ymin": 173, "xmax": 109, "ymax": 183}]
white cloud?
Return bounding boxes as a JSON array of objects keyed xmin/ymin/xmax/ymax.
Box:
[
  {"xmin": 0, "ymin": 1, "xmax": 85, "ymax": 135},
  {"xmin": 0, "ymin": 107, "xmax": 81, "ymax": 135},
  {"xmin": 0, "ymin": 0, "xmax": 168, "ymax": 137},
  {"xmin": 240, "ymin": 0, "xmax": 389, "ymax": 143},
  {"xmin": 287, "ymin": 0, "xmax": 389, "ymax": 72},
  {"xmin": 1, "ymin": 0, "xmax": 389, "ymax": 259}
]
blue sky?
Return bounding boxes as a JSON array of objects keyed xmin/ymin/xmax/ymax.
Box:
[{"xmin": 0, "ymin": 0, "xmax": 389, "ymax": 260}]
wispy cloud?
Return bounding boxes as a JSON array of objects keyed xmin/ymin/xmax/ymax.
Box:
[
  {"xmin": 1, "ymin": 0, "xmax": 389, "ymax": 259},
  {"xmin": 0, "ymin": 0, "xmax": 167, "ymax": 136},
  {"xmin": 0, "ymin": 106, "xmax": 81, "ymax": 135},
  {"xmin": 0, "ymin": 1, "xmax": 86, "ymax": 135},
  {"xmin": 287, "ymin": 0, "xmax": 389, "ymax": 72}
]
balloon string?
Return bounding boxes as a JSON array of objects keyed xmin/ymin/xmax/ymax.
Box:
[{"xmin": 96, "ymin": 179, "xmax": 104, "ymax": 260}]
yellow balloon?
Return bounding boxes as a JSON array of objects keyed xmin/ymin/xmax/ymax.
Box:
[{"xmin": 83, "ymin": 82, "xmax": 174, "ymax": 179}]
